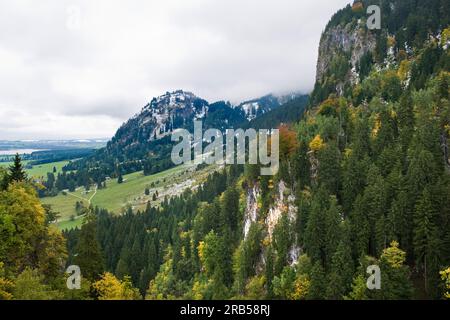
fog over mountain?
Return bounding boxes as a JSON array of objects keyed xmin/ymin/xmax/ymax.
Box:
[{"xmin": 0, "ymin": 0, "xmax": 350, "ymax": 140}]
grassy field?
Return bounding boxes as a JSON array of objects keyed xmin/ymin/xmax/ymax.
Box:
[
  {"xmin": 0, "ymin": 160, "xmax": 69, "ymax": 178},
  {"xmin": 41, "ymin": 192, "xmax": 89, "ymax": 224},
  {"xmin": 43, "ymin": 163, "xmax": 218, "ymax": 231},
  {"xmin": 57, "ymin": 216, "xmax": 86, "ymax": 231},
  {"xmin": 0, "ymin": 160, "xmax": 28, "ymax": 169},
  {"xmin": 26, "ymin": 160, "xmax": 70, "ymax": 178}
]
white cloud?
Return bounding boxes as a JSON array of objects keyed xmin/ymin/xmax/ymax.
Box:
[{"xmin": 0, "ymin": 0, "xmax": 351, "ymax": 139}]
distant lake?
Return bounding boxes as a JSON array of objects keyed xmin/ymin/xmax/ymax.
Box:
[{"xmin": 0, "ymin": 149, "xmax": 46, "ymax": 155}]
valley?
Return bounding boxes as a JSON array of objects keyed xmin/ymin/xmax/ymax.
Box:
[
  {"xmin": 42, "ymin": 162, "xmax": 220, "ymax": 230},
  {"xmin": 0, "ymin": 0, "xmax": 449, "ymax": 303}
]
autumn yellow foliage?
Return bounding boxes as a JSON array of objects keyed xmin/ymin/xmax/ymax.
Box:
[
  {"xmin": 352, "ymin": 1, "xmax": 364, "ymax": 12},
  {"xmin": 0, "ymin": 262, "xmax": 14, "ymax": 300},
  {"xmin": 309, "ymin": 135, "xmax": 325, "ymax": 152},
  {"xmin": 441, "ymin": 27, "xmax": 450, "ymax": 48},
  {"xmin": 387, "ymin": 36, "xmax": 396, "ymax": 48},
  {"xmin": 198, "ymin": 241, "xmax": 206, "ymax": 265},
  {"xmin": 290, "ymin": 274, "xmax": 310, "ymax": 300},
  {"xmin": 398, "ymin": 59, "xmax": 410, "ymax": 81},
  {"xmin": 93, "ymin": 272, "xmax": 141, "ymax": 300},
  {"xmin": 440, "ymin": 267, "xmax": 450, "ymax": 299},
  {"xmin": 279, "ymin": 124, "xmax": 299, "ymax": 159},
  {"xmin": 381, "ymin": 241, "xmax": 406, "ymax": 268},
  {"xmin": 372, "ymin": 114, "xmax": 381, "ymax": 138}
]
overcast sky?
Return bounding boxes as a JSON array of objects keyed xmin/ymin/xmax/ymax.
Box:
[{"xmin": 0, "ymin": 0, "xmax": 350, "ymax": 140}]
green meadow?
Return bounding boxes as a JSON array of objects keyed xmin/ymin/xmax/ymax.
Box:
[
  {"xmin": 2, "ymin": 157, "xmax": 217, "ymax": 231},
  {"xmin": 43, "ymin": 163, "xmax": 216, "ymax": 231},
  {"xmin": 0, "ymin": 160, "xmax": 69, "ymax": 178}
]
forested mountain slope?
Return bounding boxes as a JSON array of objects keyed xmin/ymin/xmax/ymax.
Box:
[
  {"xmin": 58, "ymin": 91, "xmax": 305, "ymax": 192},
  {"xmin": 1, "ymin": 0, "xmax": 450, "ymax": 301},
  {"xmin": 62, "ymin": 0, "xmax": 450, "ymax": 300}
]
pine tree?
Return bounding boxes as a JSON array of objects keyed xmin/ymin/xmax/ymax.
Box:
[
  {"xmin": 129, "ymin": 235, "xmax": 143, "ymax": 284},
  {"xmin": 413, "ymin": 187, "xmax": 441, "ymax": 296},
  {"xmin": 324, "ymin": 196, "xmax": 342, "ymax": 268},
  {"xmin": 220, "ymin": 185, "xmax": 239, "ymax": 237},
  {"xmin": 379, "ymin": 241, "xmax": 413, "ymax": 299},
  {"xmin": 342, "ymin": 154, "xmax": 369, "ymax": 214},
  {"xmin": 265, "ymin": 246, "xmax": 275, "ymax": 298},
  {"xmin": 272, "ymin": 266, "xmax": 296, "ymax": 299},
  {"xmin": 397, "ymin": 92, "xmax": 414, "ymax": 153},
  {"xmin": 345, "ymin": 274, "xmax": 369, "ymax": 300},
  {"xmin": 326, "ymin": 224, "xmax": 354, "ymax": 299},
  {"xmin": 273, "ymin": 213, "xmax": 293, "ymax": 276},
  {"xmin": 350, "ymin": 194, "xmax": 370, "ymax": 257},
  {"xmin": 8, "ymin": 153, "xmax": 27, "ymax": 183},
  {"xmin": 74, "ymin": 212, "xmax": 104, "ymax": 281},
  {"xmin": 317, "ymin": 142, "xmax": 341, "ymax": 195},
  {"xmin": 232, "ymin": 242, "xmax": 246, "ymax": 295},
  {"xmin": 385, "ymin": 164, "xmax": 411, "ymax": 251},
  {"xmin": 304, "ymin": 188, "xmax": 329, "ymax": 265},
  {"xmin": 292, "ymin": 141, "xmax": 310, "ymax": 189},
  {"xmin": 307, "ymin": 261, "xmax": 326, "ymax": 300}
]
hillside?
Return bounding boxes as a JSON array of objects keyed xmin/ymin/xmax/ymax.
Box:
[
  {"xmin": 2, "ymin": 0, "xmax": 450, "ymax": 302},
  {"xmin": 44, "ymin": 162, "xmax": 226, "ymax": 230},
  {"xmin": 62, "ymin": 90, "xmax": 305, "ymax": 190},
  {"xmin": 63, "ymin": 0, "xmax": 450, "ymax": 299}
]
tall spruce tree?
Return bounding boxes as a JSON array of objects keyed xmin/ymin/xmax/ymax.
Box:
[
  {"xmin": 74, "ymin": 212, "xmax": 104, "ymax": 281},
  {"xmin": 379, "ymin": 241, "xmax": 413, "ymax": 299},
  {"xmin": 413, "ymin": 187, "xmax": 441, "ymax": 296},
  {"xmin": 8, "ymin": 153, "xmax": 27, "ymax": 184},
  {"xmin": 326, "ymin": 223, "xmax": 354, "ymax": 299}
]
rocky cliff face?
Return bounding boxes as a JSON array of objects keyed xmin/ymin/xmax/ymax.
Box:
[
  {"xmin": 315, "ymin": 17, "xmax": 377, "ymax": 97},
  {"xmin": 243, "ymin": 180, "xmax": 300, "ymax": 266}
]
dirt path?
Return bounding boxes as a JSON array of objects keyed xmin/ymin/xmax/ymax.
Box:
[
  {"xmin": 67, "ymin": 186, "xmax": 98, "ymax": 205},
  {"xmin": 88, "ymin": 187, "xmax": 97, "ymax": 203}
]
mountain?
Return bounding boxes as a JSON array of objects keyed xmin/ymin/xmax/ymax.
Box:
[
  {"xmin": 125, "ymin": 90, "xmax": 210, "ymax": 143},
  {"xmin": 64, "ymin": 0, "xmax": 450, "ymax": 300},
  {"xmin": 310, "ymin": 0, "xmax": 449, "ymax": 106},
  {"xmin": 5, "ymin": 0, "xmax": 449, "ymax": 302},
  {"xmin": 238, "ymin": 93, "xmax": 303, "ymax": 121},
  {"xmin": 79, "ymin": 0, "xmax": 450, "ymax": 300},
  {"xmin": 64, "ymin": 90, "xmax": 306, "ymax": 183}
]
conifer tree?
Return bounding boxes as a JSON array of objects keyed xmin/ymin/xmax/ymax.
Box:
[
  {"xmin": 413, "ymin": 187, "xmax": 441, "ymax": 295},
  {"xmin": 326, "ymin": 224, "xmax": 354, "ymax": 299},
  {"xmin": 379, "ymin": 241, "xmax": 413, "ymax": 299},
  {"xmin": 397, "ymin": 93, "xmax": 415, "ymax": 153},
  {"xmin": 8, "ymin": 153, "xmax": 27, "ymax": 183},
  {"xmin": 308, "ymin": 261, "xmax": 326, "ymax": 300},
  {"xmin": 74, "ymin": 212, "xmax": 104, "ymax": 281},
  {"xmin": 324, "ymin": 197, "xmax": 342, "ymax": 268},
  {"xmin": 304, "ymin": 188, "xmax": 329, "ymax": 265},
  {"xmin": 265, "ymin": 246, "xmax": 275, "ymax": 299}
]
